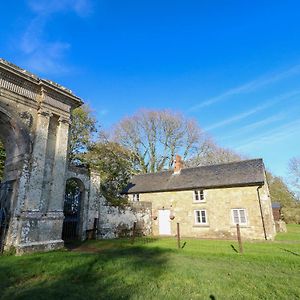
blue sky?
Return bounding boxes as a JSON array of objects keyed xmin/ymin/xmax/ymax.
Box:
[{"xmin": 1, "ymin": 0, "xmax": 299, "ymax": 178}]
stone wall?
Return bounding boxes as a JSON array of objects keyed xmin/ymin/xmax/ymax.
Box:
[
  {"xmin": 98, "ymin": 198, "xmax": 152, "ymax": 239},
  {"xmin": 133, "ymin": 183, "xmax": 276, "ymax": 240}
]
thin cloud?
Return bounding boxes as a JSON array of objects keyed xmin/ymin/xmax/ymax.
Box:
[
  {"xmin": 19, "ymin": 0, "xmax": 93, "ymax": 74},
  {"xmin": 204, "ymin": 90, "xmax": 300, "ymax": 131},
  {"xmin": 219, "ymin": 112, "xmax": 285, "ymax": 142},
  {"xmin": 189, "ymin": 65, "xmax": 300, "ymax": 111},
  {"xmin": 235, "ymin": 120, "xmax": 300, "ymax": 152},
  {"xmin": 28, "ymin": 0, "xmax": 93, "ymax": 17}
]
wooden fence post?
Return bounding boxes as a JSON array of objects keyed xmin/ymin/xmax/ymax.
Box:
[
  {"xmin": 177, "ymin": 222, "xmax": 180, "ymax": 249},
  {"xmin": 236, "ymin": 223, "xmax": 243, "ymax": 254},
  {"xmin": 131, "ymin": 222, "xmax": 137, "ymax": 244}
]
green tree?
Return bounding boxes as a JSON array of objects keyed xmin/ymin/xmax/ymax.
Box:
[
  {"xmin": 84, "ymin": 136, "xmax": 136, "ymax": 206},
  {"xmin": 0, "ymin": 140, "xmax": 6, "ymax": 182},
  {"xmin": 69, "ymin": 105, "xmax": 97, "ymax": 164},
  {"xmin": 267, "ymin": 172, "xmax": 300, "ymax": 223}
]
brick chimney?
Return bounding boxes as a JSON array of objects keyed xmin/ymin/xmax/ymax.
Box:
[{"xmin": 174, "ymin": 154, "xmax": 183, "ymax": 174}]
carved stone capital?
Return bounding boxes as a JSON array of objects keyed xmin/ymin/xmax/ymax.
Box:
[
  {"xmin": 58, "ymin": 116, "xmax": 72, "ymax": 125},
  {"xmin": 38, "ymin": 109, "xmax": 53, "ymax": 118}
]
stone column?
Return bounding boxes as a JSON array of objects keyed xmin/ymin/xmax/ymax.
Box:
[
  {"xmin": 25, "ymin": 109, "xmax": 52, "ymax": 211},
  {"xmin": 80, "ymin": 189, "xmax": 90, "ymax": 240},
  {"xmin": 87, "ymin": 171, "xmax": 101, "ymax": 235},
  {"xmin": 48, "ymin": 116, "xmax": 71, "ymax": 212}
]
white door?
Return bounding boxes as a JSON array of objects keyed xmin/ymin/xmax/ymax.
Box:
[{"xmin": 159, "ymin": 210, "xmax": 171, "ymax": 235}]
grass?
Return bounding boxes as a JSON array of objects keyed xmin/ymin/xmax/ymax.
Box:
[
  {"xmin": 0, "ymin": 225, "xmax": 299, "ymax": 300},
  {"xmin": 275, "ymin": 224, "xmax": 300, "ymax": 241}
]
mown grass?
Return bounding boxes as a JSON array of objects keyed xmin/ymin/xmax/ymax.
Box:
[{"xmin": 0, "ymin": 225, "xmax": 299, "ymax": 300}]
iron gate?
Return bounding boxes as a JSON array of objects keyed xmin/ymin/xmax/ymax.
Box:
[
  {"xmin": 0, "ymin": 181, "xmax": 12, "ymax": 253},
  {"xmin": 62, "ymin": 191, "xmax": 81, "ymax": 241}
]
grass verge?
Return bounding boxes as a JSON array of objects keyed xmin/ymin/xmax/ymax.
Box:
[{"xmin": 0, "ymin": 225, "xmax": 299, "ymax": 300}]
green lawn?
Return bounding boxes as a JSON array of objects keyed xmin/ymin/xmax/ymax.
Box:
[{"xmin": 0, "ymin": 225, "xmax": 299, "ymax": 300}]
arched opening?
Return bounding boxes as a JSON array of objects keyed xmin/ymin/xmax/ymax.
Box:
[
  {"xmin": 62, "ymin": 178, "xmax": 85, "ymax": 241},
  {"xmin": 0, "ymin": 106, "xmax": 31, "ymax": 251}
]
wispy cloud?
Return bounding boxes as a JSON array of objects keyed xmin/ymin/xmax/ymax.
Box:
[
  {"xmin": 28, "ymin": 0, "xmax": 93, "ymax": 17},
  {"xmin": 219, "ymin": 112, "xmax": 285, "ymax": 142},
  {"xmin": 189, "ymin": 65, "xmax": 300, "ymax": 111},
  {"xmin": 204, "ymin": 90, "xmax": 300, "ymax": 131},
  {"xmin": 235, "ymin": 119, "xmax": 300, "ymax": 152},
  {"xmin": 19, "ymin": 0, "xmax": 93, "ymax": 74}
]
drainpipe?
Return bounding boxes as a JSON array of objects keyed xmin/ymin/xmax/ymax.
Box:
[{"xmin": 257, "ymin": 186, "xmax": 267, "ymax": 240}]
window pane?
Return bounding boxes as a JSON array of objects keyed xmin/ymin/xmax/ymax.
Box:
[
  {"xmin": 201, "ymin": 210, "xmax": 206, "ymax": 223},
  {"xmin": 197, "ymin": 211, "xmax": 201, "ymax": 223},
  {"xmin": 194, "ymin": 191, "xmax": 199, "ymax": 201},
  {"xmin": 200, "ymin": 190, "xmax": 204, "ymax": 200},
  {"xmin": 195, "ymin": 210, "xmax": 201, "ymax": 223},
  {"xmin": 239, "ymin": 210, "xmax": 246, "ymax": 223},
  {"xmin": 233, "ymin": 209, "xmax": 239, "ymax": 224}
]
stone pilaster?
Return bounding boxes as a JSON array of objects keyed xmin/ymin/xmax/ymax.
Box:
[
  {"xmin": 48, "ymin": 116, "xmax": 71, "ymax": 212},
  {"xmin": 87, "ymin": 171, "xmax": 101, "ymax": 236},
  {"xmin": 25, "ymin": 109, "xmax": 52, "ymax": 211}
]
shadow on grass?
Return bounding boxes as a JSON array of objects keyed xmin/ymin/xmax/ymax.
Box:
[
  {"xmin": 230, "ymin": 244, "xmax": 239, "ymax": 253},
  {"xmin": 280, "ymin": 248, "xmax": 300, "ymax": 256},
  {"xmin": 0, "ymin": 245, "xmax": 171, "ymax": 300}
]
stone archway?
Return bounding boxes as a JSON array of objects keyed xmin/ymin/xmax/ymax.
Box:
[
  {"xmin": 0, "ymin": 59, "xmax": 84, "ymax": 254},
  {"xmin": 0, "ymin": 105, "xmax": 32, "ymax": 252},
  {"xmin": 62, "ymin": 177, "xmax": 85, "ymax": 241},
  {"xmin": 65, "ymin": 166, "xmax": 102, "ymax": 242}
]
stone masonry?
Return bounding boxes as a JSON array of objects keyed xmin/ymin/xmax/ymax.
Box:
[
  {"xmin": 0, "ymin": 59, "xmax": 100, "ymax": 254},
  {"xmin": 126, "ymin": 158, "xmax": 276, "ymax": 240},
  {"xmin": 132, "ymin": 183, "xmax": 275, "ymax": 240}
]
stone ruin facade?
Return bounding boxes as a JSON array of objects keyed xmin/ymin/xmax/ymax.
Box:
[
  {"xmin": 0, "ymin": 59, "xmax": 153, "ymax": 255},
  {"xmin": 0, "ymin": 59, "xmax": 101, "ymax": 254}
]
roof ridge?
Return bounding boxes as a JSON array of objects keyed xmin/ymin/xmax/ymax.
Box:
[
  {"xmin": 132, "ymin": 158, "xmax": 263, "ymax": 178},
  {"xmin": 183, "ymin": 158, "xmax": 263, "ymax": 171},
  {"xmin": 132, "ymin": 169, "xmax": 172, "ymax": 177}
]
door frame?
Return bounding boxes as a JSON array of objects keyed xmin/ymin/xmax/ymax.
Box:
[{"xmin": 158, "ymin": 209, "xmax": 171, "ymax": 235}]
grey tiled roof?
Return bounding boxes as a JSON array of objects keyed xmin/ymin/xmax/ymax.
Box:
[{"xmin": 124, "ymin": 159, "xmax": 265, "ymax": 194}]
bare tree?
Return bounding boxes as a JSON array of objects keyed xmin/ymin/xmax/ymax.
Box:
[
  {"xmin": 186, "ymin": 138, "xmax": 243, "ymax": 167},
  {"xmin": 113, "ymin": 110, "xmax": 209, "ymax": 173},
  {"xmin": 288, "ymin": 157, "xmax": 300, "ymax": 199}
]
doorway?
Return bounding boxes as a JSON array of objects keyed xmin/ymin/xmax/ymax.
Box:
[
  {"xmin": 158, "ymin": 210, "xmax": 171, "ymax": 235},
  {"xmin": 62, "ymin": 178, "xmax": 84, "ymax": 241}
]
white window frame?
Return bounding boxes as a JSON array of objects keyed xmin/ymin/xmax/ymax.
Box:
[
  {"xmin": 132, "ymin": 193, "xmax": 140, "ymax": 202},
  {"xmin": 194, "ymin": 209, "xmax": 208, "ymax": 225},
  {"xmin": 231, "ymin": 209, "xmax": 247, "ymax": 225},
  {"xmin": 193, "ymin": 190, "xmax": 205, "ymax": 202}
]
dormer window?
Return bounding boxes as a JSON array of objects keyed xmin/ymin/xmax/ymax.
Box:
[
  {"xmin": 194, "ymin": 190, "xmax": 204, "ymax": 202},
  {"xmin": 133, "ymin": 194, "xmax": 140, "ymax": 202}
]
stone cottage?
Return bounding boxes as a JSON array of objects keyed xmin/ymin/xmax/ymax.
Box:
[{"xmin": 124, "ymin": 156, "xmax": 276, "ymax": 240}]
